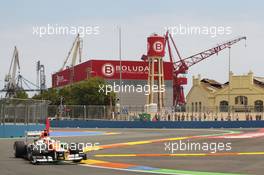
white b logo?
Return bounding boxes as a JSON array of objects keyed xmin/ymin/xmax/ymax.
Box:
[
  {"xmin": 153, "ymin": 41, "xmax": 163, "ymax": 52},
  {"xmin": 102, "ymin": 63, "xmax": 114, "ymax": 77}
]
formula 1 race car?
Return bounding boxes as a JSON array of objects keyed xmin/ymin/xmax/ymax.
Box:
[{"xmin": 13, "ymin": 129, "xmax": 87, "ymax": 164}]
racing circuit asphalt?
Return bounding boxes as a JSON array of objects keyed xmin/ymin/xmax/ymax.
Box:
[{"xmin": 0, "ymin": 128, "xmax": 264, "ymax": 175}]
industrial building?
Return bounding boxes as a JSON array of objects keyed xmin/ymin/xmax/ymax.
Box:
[
  {"xmin": 49, "ymin": 33, "xmax": 246, "ymax": 109},
  {"xmin": 52, "ymin": 60, "xmax": 174, "ymax": 106},
  {"xmin": 186, "ymin": 71, "xmax": 264, "ymax": 113}
]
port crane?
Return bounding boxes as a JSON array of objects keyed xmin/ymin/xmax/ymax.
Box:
[
  {"xmin": 60, "ymin": 34, "xmax": 83, "ymax": 84},
  {"xmin": 164, "ymin": 31, "xmax": 246, "ymax": 106},
  {"xmin": 142, "ymin": 32, "xmax": 246, "ymax": 107},
  {"xmin": 1, "ymin": 47, "xmax": 46, "ymax": 98},
  {"xmin": 3, "ymin": 46, "xmax": 21, "ymax": 97}
]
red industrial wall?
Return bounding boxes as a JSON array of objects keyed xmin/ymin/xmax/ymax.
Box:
[{"xmin": 52, "ymin": 59, "xmax": 173, "ymax": 88}]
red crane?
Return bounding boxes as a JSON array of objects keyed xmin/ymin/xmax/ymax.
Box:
[{"xmin": 164, "ymin": 31, "xmax": 246, "ymax": 106}]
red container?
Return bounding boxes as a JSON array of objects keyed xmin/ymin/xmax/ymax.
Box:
[{"xmin": 147, "ymin": 34, "xmax": 165, "ymax": 57}]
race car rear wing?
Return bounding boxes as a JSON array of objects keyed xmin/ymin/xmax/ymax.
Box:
[{"xmin": 25, "ymin": 131, "xmax": 42, "ymax": 142}]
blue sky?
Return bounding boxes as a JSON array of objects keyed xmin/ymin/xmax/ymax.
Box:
[
  {"xmin": 1, "ymin": 0, "xmax": 263, "ymax": 23},
  {"xmin": 0, "ymin": 0, "xmax": 263, "ymax": 97}
]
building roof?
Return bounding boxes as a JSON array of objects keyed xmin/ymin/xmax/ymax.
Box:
[
  {"xmin": 201, "ymin": 78, "xmax": 223, "ymax": 89},
  {"xmin": 254, "ymin": 77, "xmax": 264, "ymax": 88},
  {"xmin": 200, "ymin": 76, "xmax": 264, "ymax": 90}
]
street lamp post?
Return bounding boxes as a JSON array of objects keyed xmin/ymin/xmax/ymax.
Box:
[
  {"xmin": 228, "ymin": 47, "xmax": 231, "ymax": 120},
  {"xmin": 119, "ymin": 27, "xmax": 122, "ymax": 108}
]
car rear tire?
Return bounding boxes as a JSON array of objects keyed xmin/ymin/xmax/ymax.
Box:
[{"xmin": 14, "ymin": 141, "xmax": 27, "ymax": 158}]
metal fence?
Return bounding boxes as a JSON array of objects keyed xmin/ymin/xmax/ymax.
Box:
[
  {"xmin": 182, "ymin": 105, "xmax": 264, "ymax": 121},
  {"xmin": 0, "ymin": 98, "xmax": 50, "ymax": 124},
  {"xmin": 1, "ymin": 99, "xmax": 263, "ymax": 123},
  {"xmin": 47, "ymin": 105, "xmax": 145, "ymax": 121},
  {"xmin": 48, "ymin": 105, "xmax": 109, "ymax": 120},
  {"xmin": 184, "ymin": 105, "xmax": 264, "ymax": 113},
  {"xmin": 47, "ymin": 105, "xmax": 264, "ymax": 121}
]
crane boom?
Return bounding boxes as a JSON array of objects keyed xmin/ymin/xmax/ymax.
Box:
[
  {"xmin": 174, "ymin": 37, "xmax": 246, "ymax": 71},
  {"xmin": 6, "ymin": 46, "xmax": 20, "ymax": 86},
  {"xmin": 60, "ymin": 33, "xmax": 83, "ymax": 71},
  {"xmin": 164, "ymin": 33, "xmax": 247, "ymax": 106},
  {"xmin": 4, "ymin": 46, "xmax": 21, "ymax": 97},
  {"xmin": 2, "ymin": 47, "xmax": 46, "ymax": 97}
]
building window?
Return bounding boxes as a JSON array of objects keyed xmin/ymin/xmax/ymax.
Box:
[
  {"xmin": 191, "ymin": 102, "xmax": 194, "ymax": 112},
  {"xmin": 219, "ymin": 100, "xmax": 228, "ymax": 112},
  {"xmin": 198, "ymin": 102, "xmax": 202, "ymax": 112},
  {"xmin": 255, "ymin": 100, "xmax": 263, "ymax": 112},
  {"xmin": 235, "ymin": 96, "xmax": 248, "ymax": 106},
  {"xmin": 195, "ymin": 102, "xmax": 198, "ymax": 112}
]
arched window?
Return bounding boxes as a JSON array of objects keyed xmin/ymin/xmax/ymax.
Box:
[
  {"xmin": 255, "ymin": 100, "xmax": 263, "ymax": 112},
  {"xmin": 235, "ymin": 96, "xmax": 248, "ymax": 106},
  {"xmin": 219, "ymin": 100, "xmax": 228, "ymax": 112}
]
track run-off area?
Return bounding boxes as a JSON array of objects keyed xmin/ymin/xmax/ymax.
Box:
[{"xmin": 1, "ymin": 128, "xmax": 264, "ymax": 175}]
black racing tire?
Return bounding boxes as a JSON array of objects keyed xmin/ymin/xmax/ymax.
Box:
[
  {"xmin": 14, "ymin": 141, "xmax": 27, "ymax": 158},
  {"xmin": 73, "ymin": 159, "xmax": 82, "ymax": 163},
  {"xmin": 26, "ymin": 150, "xmax": 32, "ymax": 161},
  {"xmin": 69, "ymin": 143, "xmax": 84, "ymax": 154},
  {"xmin": 73, "ymin": 153, "xmax": 87, "ymax": 163},
  {"xmin": 70, "ymin": 149, "xmax": 79, "ymax": 154},
  {"xmin": 82, "ymin": 153, "xmax": 87, "ymax": 160}
]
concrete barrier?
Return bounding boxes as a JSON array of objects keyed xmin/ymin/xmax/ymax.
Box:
[
  {"xmin": 0, "ymin": 124, "xmax": 45, "ymax": 138},
  {"xmin": 50, "ymin": 120, "xmax": 264, "ymax": 129}
]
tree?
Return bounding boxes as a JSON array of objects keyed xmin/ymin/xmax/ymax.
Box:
[
  {"xmin": 70, "ymin": 77, "xmax": 115, "ymax": 105},
  {"xmin": 14, "ymin": 90, "xmax": 28, "ymax": 99},
  {"xmin": 32, "ymin": 88, "xmax": 60, "ymax": 105},
  {"xmin": 32, "ymin": 77, "xmax": 116, "ymax": 105}
]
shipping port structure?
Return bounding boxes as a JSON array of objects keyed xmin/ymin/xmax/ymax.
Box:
[
  {"xmin": 52, "ymin": 59, "xmax": 174, "ymax": 106},
  {"xmin": 52, "ymin": 32, "xmax": 246, "ymax": 109}
]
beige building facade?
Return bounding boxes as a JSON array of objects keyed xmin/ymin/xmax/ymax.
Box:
[{"xmin": 186, "ymin": 71, "xmax": 264, "ymax": 114}]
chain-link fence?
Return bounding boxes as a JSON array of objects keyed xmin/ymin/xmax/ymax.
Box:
[
  {"xmin": 0, "ymin": 98, "xmax": 50, "ymax": 124},
  {"xmin": 1, "ymin": 99, "xmax": 263, "ymax": 122}
]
